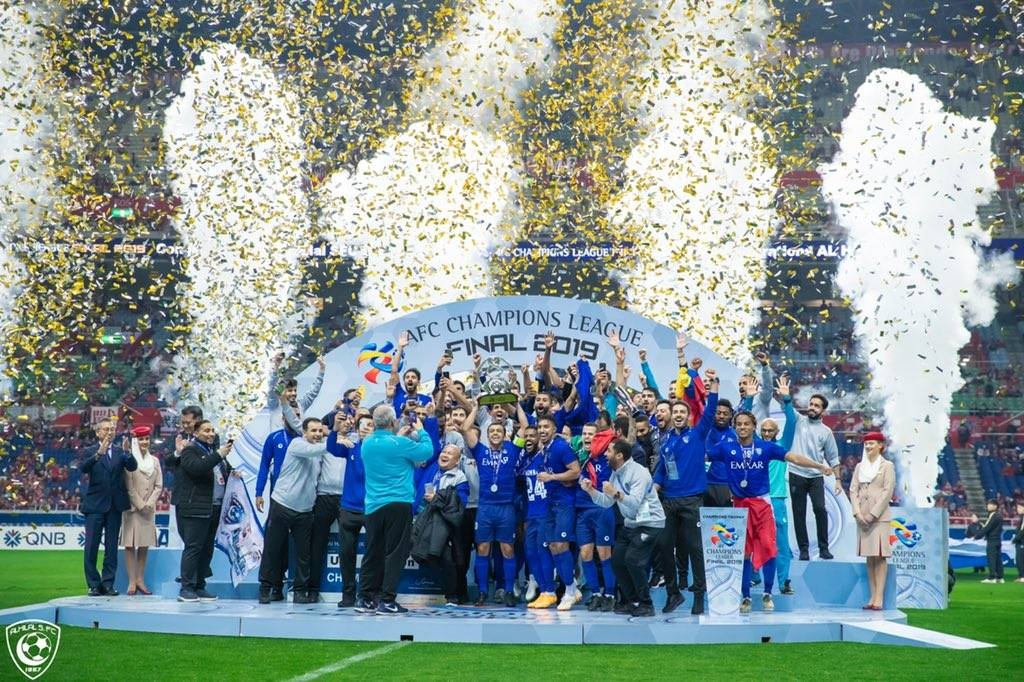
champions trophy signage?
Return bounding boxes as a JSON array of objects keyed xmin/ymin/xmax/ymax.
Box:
[
  {"xmin": 700, "ymin": 507, "xmax": 749, "ymax": 616},
  {"xmin": 888, "ymin": 507, "xmax": 949, "ymax": 609}
]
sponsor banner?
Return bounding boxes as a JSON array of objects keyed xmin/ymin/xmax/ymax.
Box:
[
  {"xmin": 10, "ymin": 236, "xmax": 1024, "ymax": 264},
  {"xmin": 0, "ymin": 525, "xmax": 170, "ymax": 550},
  {"xmin": 700, "ymin": 507, "xmax": 749, "ymax": 617},
  {"xmin": 1, "ymin": 526, "xmax": 87, "ymax": 551},
  {"xmin": 948, "ymin": 537, "xmax": 1015, "ymax": 569},
  {"xmin": 889, "ymin": 507, "xmax": 949, "ymax": 609},
  {"xmin": 320, "ymin": 533, "xmax": 443, "ymax": 595}
]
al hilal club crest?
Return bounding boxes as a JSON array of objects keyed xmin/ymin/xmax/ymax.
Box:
[{"xmin": 6, "ymin": 620, "xmax": 60, "ymax": 680}]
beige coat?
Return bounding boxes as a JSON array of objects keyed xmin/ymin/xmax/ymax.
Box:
[
  {"xmin": 120, "ymin": 459, "xmax": 162, "ymax": 547},
  {"xmin": 849, "ymin": 458, "xmax": 896, "ymax": 557}
]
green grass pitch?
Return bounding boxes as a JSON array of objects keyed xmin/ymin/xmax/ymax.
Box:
[{"xmin": 1, "ymin": 551, "xmax": 1022, "ymax": 681}]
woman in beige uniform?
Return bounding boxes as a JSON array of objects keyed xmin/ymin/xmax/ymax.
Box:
[
  {"xmin": 121, "ymin": 426, "xmax": 162, "ymax": 595},
  {"xmin": 849, "ymin": 431, "xmax": 896, "ymax": 611}
]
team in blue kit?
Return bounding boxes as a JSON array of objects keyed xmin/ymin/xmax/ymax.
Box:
[
  {"xmin": 243, "ymin": 331, "xmax": 846, "ymax": 619},
  {"xmin": 463, "ymin": 401, "xmax": 528, "ymax": 606},
  {"xmin": 708, "ymin": 411, "xmax": 832, "ymax": 613}
]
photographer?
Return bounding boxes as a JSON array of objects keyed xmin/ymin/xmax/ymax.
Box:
[
  {"xmin": 176, "ymin": 420, "xmax": 232, "ymax": 602},
  {"xmin": 357, "ymin": 404, "xmax": 434, "ymax": 614}
]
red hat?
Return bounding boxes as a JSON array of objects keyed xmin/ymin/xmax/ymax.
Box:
[
  {"xmin": 862, "ymin": 431, "xmax": 885, "ymax": 443},
  {"xmin": 131, "ymin": 426, "xmax": 152, "ymax": 438}
]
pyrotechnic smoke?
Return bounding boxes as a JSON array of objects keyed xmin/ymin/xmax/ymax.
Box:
[
  {"xmin": 0, "ymin": 3, "xmax": 56, "ymax": 397},
  {"xmin": 319, "ymin": 0, "xmax": 556, "ymax": 327},
  {"xmin": 611, "ymin": 1, "xmax": 777, "ymax": 365},
  {"xmin": 820, "ymin": 68, "xmax": 1020, "ymax": 507},
  {"xmin": 163, "ymin": 43, "xmax": 313, "ymax": 433},
  {"xmin": 318, "ymin": 121, "xmax": 518, "ymax": 328}
]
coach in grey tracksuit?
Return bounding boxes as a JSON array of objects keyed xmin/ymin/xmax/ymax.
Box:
[
  {"xmin": 582, "ymin": 438, "xmax": 665, "ymax": 617},
  {"xmin": 258, "ymin": 417, "xmax": 333, "ymax": 604},
  {"xmin": 788, "ymin": 393, "xmax": 841, "ymax": 560}
]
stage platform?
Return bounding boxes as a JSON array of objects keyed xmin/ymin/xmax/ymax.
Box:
[{"xmin": 0, "ymin": 594, "xmax": 993, "ymax": 649}]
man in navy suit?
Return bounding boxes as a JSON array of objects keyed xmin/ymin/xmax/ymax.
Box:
[{"xmin": 80, "ymin": 418, "xmax": 138, "ymax": 596}]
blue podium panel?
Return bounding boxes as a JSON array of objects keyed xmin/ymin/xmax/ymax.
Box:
[
  {"xmin": 37, "ymin": 551, "xmax": 974, "ymax": 648},
  {"xmin": 31, "ymin": 596, "xmax": 979, "ymax": 647},
  {"xmin": 785, "ymin": 560, "xmax": 898, "ymax": 610},
  {"xmin": 0, "ymin": 604, "xmax": 56, "ymax": 626},
  {"xmin": 239, "ymin": 606, "xmax": 582, "ymax": 644},
  {"xmin": 123, "ymin": 549, "xmax": 898, "ymax": 609},
  {"xmin": 584, "ymin": 619, "xmax": 844, "ymax": 645},
  {"xmin": 53, "ymin": 596, "xmax": 242, "ymax": 637}
]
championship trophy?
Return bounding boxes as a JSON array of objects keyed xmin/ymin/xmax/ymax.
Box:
[{"xmin": 476, "ymin": 356, "xmax": 519, "ymax": 406}]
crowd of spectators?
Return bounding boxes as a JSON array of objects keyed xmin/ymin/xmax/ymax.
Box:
[
  {"xmin": 960, "ymin": 327, "xmax": 1024, "ymax": 401},
  {"xmin": 973, "ymin": 436, "xmax": 1024, "ymax": 523},
  {"xmin": 0, "ymin": 419, "xmax": 171, "ymax": 512}
]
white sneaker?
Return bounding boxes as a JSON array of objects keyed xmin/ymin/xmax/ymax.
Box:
[
  {"xmin": 740, "ymin": 597, "xmax": 752, "ymax": 614},
  {"xmin": 557, "ymin": 592, "xmax": 576, "ymax": 611},
  {"xmin": 1016, "ymin": 578, "xmax": 1024, "ymax": 583},
  {"xmin": 762, "ymin": 594, "xmax": 775, "ymax": 612},
  {"xmin": 524, "ymin": 576, "xmax": 539, "ymax": 603},
  {"xmin": 981, "ymin": 578, "xmax": 997, "ymax": 584},
  {"xmin": 997, "ymin": 578, "xmax": 1005, "ymax": 583}
]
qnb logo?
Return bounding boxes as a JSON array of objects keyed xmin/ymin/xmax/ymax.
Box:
[
  {"xmin": 357, "ymin": 341, "xmax": 404, "ymax": 384},
  {"xmin": 889, "ymin": 517, "xmax": 923, "ymax": 548},
  {"xmin": 709, "ymin": 522, "xmax": 738, "ymax": 547},
  {"xmin": 4, "ymin": 530, "xmax": 21, "ymax": 548}
]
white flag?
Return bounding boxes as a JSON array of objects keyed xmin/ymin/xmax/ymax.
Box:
[{"xmin": 215, "ymin": 477, "xmax": 264, "ymax": 587}]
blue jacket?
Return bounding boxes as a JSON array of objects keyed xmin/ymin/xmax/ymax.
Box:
[
  {"xmin": 563, "ymin": 359, "xmax": 598, "ymax": 436},
  {"xmin": 422, "ymin": 416, "xmax": 443, "ymax": 455},
  {"xmin": 80, "ymin": 444, "xmax": 138, "ymax": 514},
  {"xmin": 326, "ymin": 431, "xmax": 367, "ymax": 514},
  {"xmin": 256, "ymin": 429, "xmax": 294, "ymax": 497},
  {"xmin": 654, "ymin": 392, "xmax": 718, "ymax": 498},
  {"xmin": 361, "ymin": 428, "xmax": 434, "ymax": 515},
  {"xmin": 705, "ymin": 423, "xmax": 737, "ymax": 485}
]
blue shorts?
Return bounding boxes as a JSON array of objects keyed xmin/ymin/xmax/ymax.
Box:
[
  {"xmin": 575, "ymin": 506, "xmax": 615, "ymax": 547},
  {"xmin": 475, "ymin": 503, "xmax": 516, "ymax": 544},
  {"xmin": 514, "ymin": 491, "xmax": 528, "ymax": 524},
  {"xmin": 545, "ymin": 502, "xmax": 576, "ymax": 544},
  {"xmin": 525, "ymin": 518, "xmax": 548, "ymax": 554}
]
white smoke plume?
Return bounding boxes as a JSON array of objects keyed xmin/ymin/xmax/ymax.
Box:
[
  {"xmin": 820, "ymin": 68, "xmax": 1020, "ymax": 507},
  {"xmin": 319, "ymin": 0, "xmax": 556, "ymax": 327},
  {"xmin": 611, "ymin": 1, "xmax": 777, "ymax": 365},
  {"xmin": 0, "ymin": 3, "xmax": 56, "ymax": 397},
  {"xmin": 163, "ymin": 43, "xmax": 313, "ymax": 433},
  {"xmin": 318, "ymin": 120, "xmax": 518, "ymax": 328}
]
